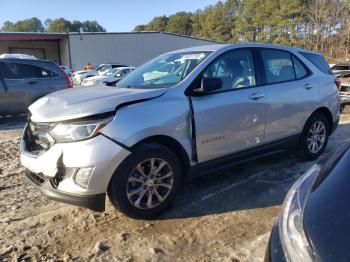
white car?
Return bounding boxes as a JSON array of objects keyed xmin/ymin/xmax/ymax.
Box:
[
  {"xmin": 97, "ymin": 63, "xmax": 130, "ymax": 76},
  {"xmin": 71, "ymin": 70, "xmax": 98, "ymax": 86},
  {"xmin": 72, "ymin": 64, "xmax": 131, "ymax": 86},
  {"xmin": 81, "ymin": 67, "xmax": 135, "ymax": 87}
]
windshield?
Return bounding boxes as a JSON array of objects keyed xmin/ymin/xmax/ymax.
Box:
[{"xmin": 117, "ymin": 51, "xmax": 211, "ymax": 89}]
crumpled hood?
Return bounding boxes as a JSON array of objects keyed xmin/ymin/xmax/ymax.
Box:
[{"xmin": 29, "ymin": 86, "xmax": 166, "ymax": 122}]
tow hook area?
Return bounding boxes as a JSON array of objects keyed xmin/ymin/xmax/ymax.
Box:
[{"xmin": 25, "ymin": 170, "xmax": 106, "ymax": 212}]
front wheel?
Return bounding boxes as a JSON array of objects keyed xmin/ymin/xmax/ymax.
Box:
[
  {"xmin": 108, "ymin": 143, "xmax": 183, "ymax": 219},
  {"xmin": 300, "ymin": 113, "xmax": 329, "ymax": 161}
]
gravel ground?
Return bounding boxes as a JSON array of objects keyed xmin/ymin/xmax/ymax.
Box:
[{"xmin": 0, "ymin": 113, "xmax": 349, "ymax": 262}]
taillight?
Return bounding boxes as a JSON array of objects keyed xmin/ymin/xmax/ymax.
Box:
[
  {"xmin": 335, "ymin": 79, "xmax": 341, "ymax": 90},
  {"xmin": 56, "ymin": 64, "xmax": 73, "ymax": 88}
]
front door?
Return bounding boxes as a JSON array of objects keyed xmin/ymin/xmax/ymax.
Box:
[{"xmin": 191, "ymin": 49, "xmax": 267, "ymax": 163}]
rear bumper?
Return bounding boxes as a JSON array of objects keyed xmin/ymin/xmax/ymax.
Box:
[{"xmin": 25, "ymin": 171, "xmax": 105, "ymax": 212}]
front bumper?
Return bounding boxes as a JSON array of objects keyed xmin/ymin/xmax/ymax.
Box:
[
  {"xmin": 25, "ymin": 171, "xmax": 105, "ymax": 212},
  {"xmin": 20, "ymin": 127, "xmax": 131, "ymax": 211}
]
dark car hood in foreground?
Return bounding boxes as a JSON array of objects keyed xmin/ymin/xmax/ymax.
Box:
[
  {"xmin": 29, "ymin": 86, "xmax": 166, "ymax": 122},
  {"xmin": 303, "ymin": 147, "xmax": 350, "ymax": 262}
]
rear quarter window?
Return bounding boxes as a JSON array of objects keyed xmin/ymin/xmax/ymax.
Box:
[{"xmin": 299, "ymin": 52, "xmax": 332, "ymax": 75}]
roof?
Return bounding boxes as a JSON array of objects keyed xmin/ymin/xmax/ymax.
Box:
[
  {"xmin": 0, "ymin": 31, "xmax": 219, "ymax": 43},
  {"xmin": 166, "ymin": 43, "xmax": 317, "ymax": 54},
  {"xmin": 0, "ymin": 32, "xmax": 66, "ymax": 41}
]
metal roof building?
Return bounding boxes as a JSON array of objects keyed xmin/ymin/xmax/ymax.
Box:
[{"xmin": 0, "ymin": 32, "xmax": 219, "ymax": 70}]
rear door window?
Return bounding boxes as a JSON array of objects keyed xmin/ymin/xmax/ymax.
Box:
[
  {"xmin": 0, "ymin": 62, "xmax": 57, "ymax": 79},
  {"xmin": 260, "ymin": 49, "xmax": 296, "ymax": 84},
  {"xmin": 299, "ymin": 52, "xmax": 332, "ymax": 75}
]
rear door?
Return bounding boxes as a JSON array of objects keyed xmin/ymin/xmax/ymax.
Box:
[{"xmin": 259, "ymin": 49, "xmax": 320, "ymax": 143}]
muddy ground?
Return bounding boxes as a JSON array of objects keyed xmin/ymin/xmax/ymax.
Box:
[{"xmin": 0, "ymin": 112, "xmax": 349, "ymax": 262}]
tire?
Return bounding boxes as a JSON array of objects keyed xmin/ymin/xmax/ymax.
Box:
[
  {"xmin": 300, "ymin": 113, "xmax": 329, "ymax": 161},
  {"xmin": 108, "ymin": 143, "xmax": 183, "ymax": 219}
]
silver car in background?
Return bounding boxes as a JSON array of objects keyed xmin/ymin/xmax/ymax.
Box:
[
  {"xmin": 0, "ymin": 57, "xmax": 73, "ymax": 115},
  {"xmin": 20, "ymin": 44, "xmax": 340, "ymax": 218},
  {"xmin": 81, "ymin": 67, "xmax": 136, "ymax": 87}
]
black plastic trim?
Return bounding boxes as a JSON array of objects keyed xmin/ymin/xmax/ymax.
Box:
[
  {"xmin": 188, "ymin": 96, "xmax": 198, "ymax": 162},
  {"xmin": 25, "ymin": 171, "xmax": 105, "ymax": 212},
  {"xmin": 192, "ymin": 135, "xmax": 299, "ymax": 177}
]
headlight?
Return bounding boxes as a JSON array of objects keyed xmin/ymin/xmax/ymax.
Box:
[
  {"xmin": 278, "ymin": 165, "xmax": 320, "ymax": 262},
  {"xmin": 49, "ymin": 117, "xmax": 113, "ymax": 143}
]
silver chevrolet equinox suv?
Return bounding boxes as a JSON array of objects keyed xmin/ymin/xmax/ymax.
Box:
[{"xmin": 20, "ymin": 44, "xmax": 340, "ymax": 219}]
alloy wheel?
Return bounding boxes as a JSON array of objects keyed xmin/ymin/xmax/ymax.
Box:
[
  {"xmin": 126, "ymin": 158, "xmax": 174, "ymax": 210},
  {"xmin": 307, "ymin": 121, "xmax": 326, "ymax": 154}
]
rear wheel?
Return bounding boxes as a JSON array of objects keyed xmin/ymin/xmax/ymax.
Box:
[
  {"xmin": 108, "ymin": 143, "xmax": 183, "ymax": 219},
  {"xmin": 300, "ymin": 113, "xmax": 329, "ymax": 161}
]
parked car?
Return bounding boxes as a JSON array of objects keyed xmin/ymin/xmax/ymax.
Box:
[
  {"xmin": 0, "ymin": 57, "xmax": 72, "ymax": 115},
  {"xmin": 0, "ymin": 53, "xmax": 37, "ymax": 60},
  {"xmin": 331, "ymin": 61, "xmax": 350, "ymax": 76},
  {"xmin": 71, "ymin": 70, "xmax": 97, "ymax": 86},
  {"xmin": 96, "ymin": 63, "xmax": 131, "ymax": 76},
  {"xmin": 60, "ymin": 66, "xmax": 73, "ymax": 76},
  {"xmin": 81, "ymin": 67, "xmax": 136, "ymax": 87},
  {"xmin": 337, "ymin": 73, "xmax": 350, "ymax": 112},
  {"xmin": 20, "ymin": 44, "xmax": 340, "ymax": 219},
  {"xmin": 265, "ymin": 143, "xmax": 350, "ymax": 262},
  {"xmin": 72, "ymin": 63, "xmax": 131, "ymax": 86}
]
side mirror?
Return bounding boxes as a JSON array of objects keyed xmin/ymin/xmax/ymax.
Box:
[{"xmin": 194, "ymin": 77, "xmax": 222, "ymax": 94}]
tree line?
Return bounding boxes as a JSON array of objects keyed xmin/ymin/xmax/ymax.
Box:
[
  {"xmin": 0, "ymin": 17, "xmax": 106, "ymax": 33},
  {"xmin": 134, "ymin": 0, "xmax": 350, "ymax": 62}
]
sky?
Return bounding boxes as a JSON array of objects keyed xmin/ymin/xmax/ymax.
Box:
[{"xmin": 0, "ymin": 0, "xmax": 221, "ymax": 32}]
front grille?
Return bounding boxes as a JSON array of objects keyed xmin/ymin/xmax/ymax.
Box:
[{"xmin": 25, "ymin": 121, "xmax": 55, "ymax": 153}]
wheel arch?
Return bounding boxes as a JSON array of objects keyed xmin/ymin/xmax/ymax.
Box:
[
  {"xmin": 130, "ymin": 135, "xmax": 191, "ymax": 181},
  {"xmin": 311, "ymin": 107, "xmax": 334, "ymax": 132}
]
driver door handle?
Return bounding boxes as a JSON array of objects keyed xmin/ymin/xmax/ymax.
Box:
[
  {"xmin": 249, "ymin": 93, "xmax": 265, "ymax": 100},
  {"xmin": 304, "ymin": 84, "xmax": 314, "ymax": 90},
  {"xmin": 28, "ymin": 80, "xmax": 38, "ymax": 85}
]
